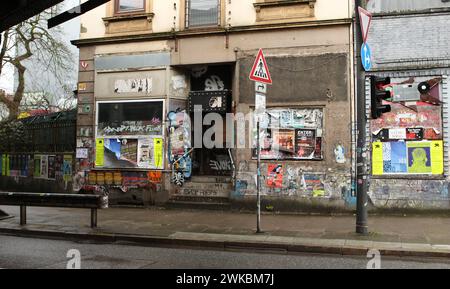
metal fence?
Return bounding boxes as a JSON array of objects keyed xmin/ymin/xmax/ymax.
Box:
[{"xmin": 0, "ymin": 110, "xmax": 76, "ymax": 153}]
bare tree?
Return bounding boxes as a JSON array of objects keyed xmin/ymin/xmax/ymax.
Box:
[{"xmin": 0, "ymin": 6, "xmax": 74, "ymax": 120}]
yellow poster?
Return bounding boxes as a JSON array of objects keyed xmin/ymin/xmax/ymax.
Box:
[
  {"xmin": 153, "ymin": 138, "xmax": 163, "ymax": 169},
  {"xmin": 372, "ymin": 142, "xmax": 383, "ymax": 175},
  {"xmin": 96, "ymin": 138, "xmax": 105, "ymax": 167},
  {"xmin": 1, "ymin": 155, "xmax": 6, "ymax": 176},
  {"xmin": 431, "ymin": 140, "xmax": 444, "ymax": 175},
  {"xmin": 6, "ymin": 154, "xmax": 10, "ymax": 176}
]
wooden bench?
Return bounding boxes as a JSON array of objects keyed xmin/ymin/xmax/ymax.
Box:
[{"xmin": 0, "ymin": 192, "xmax": 108, "ymax": 228}]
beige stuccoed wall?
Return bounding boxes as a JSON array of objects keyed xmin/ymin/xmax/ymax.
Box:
[
  {"xmin": 79, "ymin": 1, "xmax": 107, "ymax": 39},
  {"xmin": 152, "ymin": 0, "xmax": 181, "ymax": 33},
  {"xmin": 78, "ymin": 0, "xmax": 352, "ymax": 40},
  {"xmin": 94, "ymin": 41, "xmax": 171, "ymax": 56},
  {"xmin": 172, "ymin": 24, "xmax": 351, "ymax": 65}
]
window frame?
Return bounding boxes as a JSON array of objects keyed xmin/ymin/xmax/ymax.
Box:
[
  {"xmin": 115, "ymin": 0, "xmax": 146, "ymax": 15},
  {"xmin": 185, "ymin": 0, "xmax": 221, "ymax": 29}
]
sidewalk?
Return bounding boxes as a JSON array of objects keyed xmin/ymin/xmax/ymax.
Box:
[{"xmin": 1, "ymin": 205, "xmax": 450, "ymax": 258}]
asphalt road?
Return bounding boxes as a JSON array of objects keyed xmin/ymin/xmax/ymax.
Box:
[{"xmin": 1, "ymin": 235, "xmax": 450, "ymax": 269}]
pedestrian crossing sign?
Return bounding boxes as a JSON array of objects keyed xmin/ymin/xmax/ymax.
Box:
[{"xmin": 249, "ymin": 49, "xmax": 272, "ymax": 85}]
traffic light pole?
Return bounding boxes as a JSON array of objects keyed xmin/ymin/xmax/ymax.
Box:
[{"xmin": 355, "ymin": 0, "xmax": 369, "ymax": 235}]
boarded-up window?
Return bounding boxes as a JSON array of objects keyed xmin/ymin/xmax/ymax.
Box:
[{"xmin": 253, "ymin": 108, "xmax": 324, "ymax": 160}]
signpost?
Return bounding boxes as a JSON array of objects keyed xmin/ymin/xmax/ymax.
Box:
[
  {"xmin": 355, "ymin": 3, "xmax": 372, "ymax": 235},
  {"xmin": 249, "ymin": 49, "xmax": 272, "ymax": 234}
]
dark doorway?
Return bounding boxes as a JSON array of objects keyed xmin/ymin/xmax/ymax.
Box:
[{"xmin": 188, "ymin": 64, "xmax": 233, "ymax": 177}]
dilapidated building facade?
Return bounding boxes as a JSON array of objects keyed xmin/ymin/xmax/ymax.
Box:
[{"xmin": 72, "ymin": 0, "xmax": 356, "ymax": 211}]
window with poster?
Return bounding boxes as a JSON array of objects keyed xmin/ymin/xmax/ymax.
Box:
[
  {"xmin": 95, "ymin": 99, "xmax": 165, "ymax": 170},
  {"xmin": 371, "ymin": 76, "xmax": 445, "ymax": 176},
  {"xmin": 253, "ymin": 108, "xmax": 324, "ymax": 160}
]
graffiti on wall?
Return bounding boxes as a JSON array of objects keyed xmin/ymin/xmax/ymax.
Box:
[
  {"xmin": 168, "ymin": 109, "xmax": 192, "ymax": 186},
  {"xmin": 234, "ymin": 162, "xmax": 336, "ymax": 199},
  {"xmin": 114, "ymin": 78, "xmax": 152, "ymax": 94}
]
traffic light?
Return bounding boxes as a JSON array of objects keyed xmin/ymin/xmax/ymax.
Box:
[{"xmin": 370, "ymin": 76, "xmax": 392, "ymax": 119}]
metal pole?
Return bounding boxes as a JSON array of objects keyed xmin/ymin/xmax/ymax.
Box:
[
  {"xmin": 256, "ymin": 120, "xmax": 262, "ymax": 233},
  {"xmin": 91, "ymin": 208, "xmax": 97, "ymax": 228},
  {"xmin": 355, "ymin": 0, "xmax": 369, "ymax": 235},
  {"xmin": 20, "ymin": 205, "xmax": 26, "ymax": 226}
]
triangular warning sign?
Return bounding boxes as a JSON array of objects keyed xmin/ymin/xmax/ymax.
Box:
[
  {"xmin": 249, "ymin": 49, "xmax": 272, "ymax": 85},
  {"xmin": 358, "ymin": 7, "xmax": 372, "ymax": 43}
]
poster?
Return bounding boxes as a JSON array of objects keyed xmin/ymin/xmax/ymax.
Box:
[
  {"xmin": 48, "ymin": 155, "xmax": 56, "ymax": 179},
  {"xmin": 1, "ymin": 154, "xmax": 5, "ymax": 176},
  {"xmin": 383, "ymin": 142, "xmax": 408, "ymax": 174},
  {"xmin": 95, "ymin": 138, "xmax": 105, "ymax": 167},
  {"xmin": 54, "ymin": 155, "xmax": 63, "ymax": 180},
  {"xmin": 20, "ymin": 155, "xmax": 29, "ymax": 177},
  {"xmin": 120, "ymin": 139, "xmax": 138, "ymax": 164},
  {"xmin": 34, "ymin": 155, "xmax": 41, "ymax": 178},
  {"xmin": 154, "ymin": 138, "xmax": 163, "ymax": 169},
  {"xmin": 303, "ymin": 174, "xmax": 326, "ymax": 197},
  {"xmin": 63, "ymin": 155, "xmax": 73, "ymax": 182},
  {"xmin": 372, "ymin": 142, "xmax": 384, "ymax": 176},
  {"xmin": 76, "ymin": 148, "xmax": 88, "ymax": 159},
  {"xmin": 138, "ymin": 138, "xmax": 152, "ymax": 168},
  {"xmin": 295, "ymin": 129, "xmax": 316, "ymax": 159},
  {"xmin": 267, "ymin": 164, "xmax": 283, "ymax": 189},
  {"xmin": 5, "ymin": 154, "xmax": 10, "ymax": 176},
  {"xmin": 372, "ymin": 141, "xmax": 443, "ymax": 175},
  {"xmin": 40, "ymin": 155, "xmax": 48, "ymax": 179},
  {"xmin": 431, "ymin": 141, "xmax": 444, "ymax": 175},
  {"xmin": 407, "ymin": 141, "xmax": 443, "ymax": 174},
  {"xmin": 272, "ymin": 130, "xmax": 295, "ymax": 154},
  {"xmin": 102, "ymin": 138, "xmax": 136, "ymax": 168}
]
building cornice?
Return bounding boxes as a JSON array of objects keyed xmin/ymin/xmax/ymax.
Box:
[
  {"xmin": 371, "ymin": 7, "xmax": 450, "ymax": 19},
  {"xmin": 71, "ymin": 18, "xmax": 352, "ymax": 47}
]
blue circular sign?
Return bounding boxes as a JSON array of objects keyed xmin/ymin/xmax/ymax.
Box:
[{"xmin": 361, "ymin": 43, "xmax": 372, "ymax": 71}]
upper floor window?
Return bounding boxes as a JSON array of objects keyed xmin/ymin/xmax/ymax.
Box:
[
  {"xmin": 186, "ymin": 0, "xmax": 220, "ymax": 28},
  {"xmin": 116, "ymin": 0, "xmax": 145, "ymax": 14}
]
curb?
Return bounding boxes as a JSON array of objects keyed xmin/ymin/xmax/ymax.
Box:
[{"xmin": 1, "ymin": 227, "xmax": 450, "ymax": 259}]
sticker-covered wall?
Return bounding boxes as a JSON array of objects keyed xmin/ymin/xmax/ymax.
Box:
[{"xmin": 365, "ymin": 9, "xmax": 450, "ymax": 210}]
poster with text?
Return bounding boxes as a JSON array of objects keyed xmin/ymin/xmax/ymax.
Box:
[
  {"xmin": 383, "ymin": 142, "xmax": 408, "ymax": 174},
  {"xmin": 48, "ymin": 155, "xmax": 56, "ymax": 179},
  {"xmin": 40, "ymin": 155, "xmax": 48, "ymax": 179},
  {"xmin": 295, "ymin": 129, "xmax": 316, "ymax": 159},
  {"xmin": 138, "ymin": 138, "xmax": 153, "ymax": 168}
]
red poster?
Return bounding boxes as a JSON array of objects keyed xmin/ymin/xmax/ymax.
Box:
[{"xmin": 267, "ymin": 164, "xmax": 283, "ymax": 188}]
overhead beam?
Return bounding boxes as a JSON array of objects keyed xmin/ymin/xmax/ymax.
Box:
[
  {"xmin": 48, "ymin": 0, "xmax": 111, "ymax": 29},
  {"xmin": 0, "ymin": 0, "xmax": 64, "ymax": 32}
]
